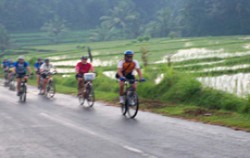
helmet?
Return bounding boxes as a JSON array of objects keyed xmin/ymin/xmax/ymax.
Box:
[
  {"xmin": 44, "ymin": 58, "xmax": 49, "ymax": 62},
  {"xmin": 18, "ymin": 56, "xmax": 24, "ymax": 60},
  {"xmin": 37, "ymin": 58, "xmax": 42, "ymax": 61},
  {"xmin": 124, "ymin": 50, "xmax": 134, "ymax": 55},
  {"xmin": 81, "ymin": 56, "xmax": 88, "ymax": 60}
]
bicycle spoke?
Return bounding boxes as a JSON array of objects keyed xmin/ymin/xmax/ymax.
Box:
[{"xmin": 127, "ymin": 92, "xmax": 139, "ymax": 118}]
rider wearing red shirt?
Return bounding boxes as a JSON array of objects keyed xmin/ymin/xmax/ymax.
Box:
[{"xmin": 75, "ymin": 56, "xmax": 94, "ymax": 96}]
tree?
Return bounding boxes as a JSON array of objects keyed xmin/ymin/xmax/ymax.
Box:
[
  {"xmin": 41, "ymin": 15, "xmax": 69, "ymax": 43},
  {"xmin": 99, "ymin": 0, "xmax": 141, "ymax": 39},
  {"xmin": 0, "ymin": 24, "xmax": 10, "ymax": 53},
  {"xmin": 145, "ymin": 7, "xmax": 182, "ymax": 37},
  {"xmin": 89, "ymin": 23, "xmax": 119, "ymax": 41}
]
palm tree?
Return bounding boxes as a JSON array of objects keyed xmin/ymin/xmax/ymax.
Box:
[
  {"xmin": 41, "ymin": 15, "xmax": 68, "ymax": 43},
  {"xmin": 99, "ymin": 0, "xmax": 140, "ymax": 38},
  {"xmin": 145, "ymin": 7, "xmax": 182, "ymax": 38}
]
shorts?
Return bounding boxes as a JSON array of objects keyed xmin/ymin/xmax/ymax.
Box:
[
  {"xmin": 76, "ymin": 74, "xmax": 83, "ymax": 79},
  {"xmin": 124, "ymin": 73, "xmax": 135, "ymax": 80},
  {"xmin": 16, "ymin": 73, "xmax": 26, "ymax": 79},
  {"xmin": 41, "ymin": 73, "xmax": 48, "ymax": 79}
]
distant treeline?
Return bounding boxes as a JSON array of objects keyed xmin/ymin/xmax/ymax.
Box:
[{"xmin": 0, "ymin": 0, "xmax": 250, "ymax": 39}]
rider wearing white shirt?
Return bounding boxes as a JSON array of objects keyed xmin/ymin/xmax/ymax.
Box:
[{"xmin": 40, "ymin": 59, "xmax": 55, "ymax": 94}]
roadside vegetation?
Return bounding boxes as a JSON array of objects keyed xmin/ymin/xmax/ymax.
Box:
[{"xmin": 2, "ymin": 34, "xmax": 250, "ymax": 132}]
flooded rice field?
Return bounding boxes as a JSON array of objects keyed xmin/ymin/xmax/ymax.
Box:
[{"xmin": 197, "ymin": 73, "xmax": 250, "ymax": 97}]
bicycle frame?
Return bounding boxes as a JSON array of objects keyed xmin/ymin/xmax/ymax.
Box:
[
  {"xmin": 121, "ymin": 79, "xmax": 140, "ymax": 118},
  {"xmin": 78, "ymin": 78, "xmax": 95, "ymax": 107},
  {"xmin": 19, "ymin": 77, "xmax": 27, "ymax": 102}
]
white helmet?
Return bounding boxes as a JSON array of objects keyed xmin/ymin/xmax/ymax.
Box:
[{"xmin": 18, "ymin": 56, "xmax": 25, "ymax": 60}]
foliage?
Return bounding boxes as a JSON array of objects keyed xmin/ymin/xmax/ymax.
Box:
[
  {"xmin": 1, "ymin": 0, "xmax": 250, "ymax": 39},
  {"xmin": 41, "ymin": 15, "xmax": 69, "ymax": 43},
  {"xmin": 99, "ymin": 0, "xmax": 142, "ymax": 40},
  {"xmin": 0, "ymin": 24, "xmax": 10, "ymax": 53}
]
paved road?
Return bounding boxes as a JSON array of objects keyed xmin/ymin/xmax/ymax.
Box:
[{"xmin": 0, "ymin": 82, "xmax": 250, "ymax": 158}]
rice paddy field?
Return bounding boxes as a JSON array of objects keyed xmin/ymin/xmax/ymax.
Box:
[
  {"xmin": 3, "ymin": 33, "xmax": 250, "ymax": 130},
  {"xmin": 6, "ymin": 34, "xmax": 250, "ymax": 98}
]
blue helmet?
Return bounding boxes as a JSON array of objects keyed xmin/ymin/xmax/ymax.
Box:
[{"xmin": 124, "ymin": 50, "xmax": 134, "ymax": 55}]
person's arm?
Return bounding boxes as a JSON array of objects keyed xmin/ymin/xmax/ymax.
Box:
[
  {"xmin": 117, "ymin": 68, "xmax": 124, "ymax": 78},
  {"xmin": 13, "ymin": 66, "xmax": 16, "ymax": 74},
  {"xmin": 40, "ymin": 64, "xmax": 45, "ymax": 74},
  {"xmin": 117, "ymin": 61, "xmax": 124, "ymax": 78},
  {"xmin": 135, "ymin": 60, "xmax": 143, "ymax": 80},
  {"xmin": 27, "ymin": 66, "xmax": 32, "ymax": 74},
  {"xmin": 34, "ymin": 63, "xmax": 38, "ymax": 72},
  {"xmin": 90, "ymin": 64, "xmax": 94, "ymax": 72},
  {"xmin": 136, "ymin": 68, "xmax": 143, "ymax": 80},
  {"xmin": 75, "ymin": 63, "xmax": 80, "ymax": 74}
]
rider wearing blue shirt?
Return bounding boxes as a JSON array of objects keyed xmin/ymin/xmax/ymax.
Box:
[
  {"xmin": 7, "ymin": 59, "xmax": 15, "ymax": 81},
  {"xmin": 14, "ymin": 56, "xmax": 32, "ymax": 96},
  {"xmin": 34, "ymin": 58, "xmax": 43, "ymax": 88},
  {"xmin": 1, "ymin": 59, "xmax": 9, "ymax": 72}
]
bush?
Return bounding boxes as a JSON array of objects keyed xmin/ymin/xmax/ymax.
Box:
[
  {"xmin": 163, "ymin": 76, "xmax": 201, "ymax": 103},
  {"xmin": 138, "ymin": 67, "xmax": 248, "ymax": 113}
]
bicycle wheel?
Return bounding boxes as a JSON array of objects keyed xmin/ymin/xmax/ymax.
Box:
[
  {"xmin": 121, "ymin": 96, "xmax": 128, "ymax": 116},
  {"xmin": 9, "ymin": 79, "xmax": 15, "ymax": 91},
  {"xmin": 86, "ymin": 84, "xmax": 95, "ymax": 107},
  {"xmin": 126, "ymin": 92, "xmax": 139, "ymax": 118},
  {"xmin": 19, "ymin": 85, "xmax": 26, "ymax": 102},
  {"xmin": 46, "ymin": 80, "xmax": 56, "ymax": 98}
]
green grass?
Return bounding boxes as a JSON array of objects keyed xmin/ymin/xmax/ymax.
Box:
[
  {"xmin": 153, "ymin": 105, "xmax": 250, "ymax": 132},
  {"xmin": 3, "ymin": 33, "xmax": 250, "ymax": 132}
]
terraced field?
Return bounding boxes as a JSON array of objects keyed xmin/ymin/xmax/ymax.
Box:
[{"xmin": 6, "ymin": 35, "xmax": 250, "ymax": 97}]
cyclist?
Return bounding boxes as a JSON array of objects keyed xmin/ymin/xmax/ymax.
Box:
[
  {"xmin": 75, "ymin": 56, "xmax": 94, "ymax": 96},
  {"xmin": 14, "ymin": 56, "xmax": 32, "ymax": 96},
  {"xmin": 1, "ymin": 58, "xmax": 9, "ymax": 69},
  {"xmin": 40, "ymin": 59, "xmax": 56, "ymax": 95},
  {"xmin": 7, "ymin": 59, "xmax": 15, "ymax": 82},
  {"xmin": 117, "ymin": 50, "xmax": 145, "ymax": 104},
  {"xmin": 1, "ymin": 59, "xmax": 9, "ymax": 80},
  {"xmin": 34, "ymin": 58, "xmax": 43, "ymax": 88}
]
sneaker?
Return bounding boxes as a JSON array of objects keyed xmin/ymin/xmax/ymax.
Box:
[
  {"xmin": 17, "ymin": 92, "xmax": 21, "ymax": 96},
  {"xmin": 119, "ymin": 96, "xmax": 125, "ymax": 104},
  {"xmin": 119, "ymin": 99, "xmax": 125, "ymax": 104}
]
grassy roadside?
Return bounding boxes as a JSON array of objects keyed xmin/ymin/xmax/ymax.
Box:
[{"xmin": 26, "ymin": 72, "xmax": 250, "ymax": 132}]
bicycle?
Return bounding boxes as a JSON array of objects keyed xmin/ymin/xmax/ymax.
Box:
[
  {"xmin": 19, "ymin": 77, "xmax": 28, "ymax": 102},
  {"xmin": 8, "ymin": 72, "xmax": 16, "ymax": 91},
  {"xmin": 39, "ymin": 72, "xmax": 56, "ymax": 98},
  {"xmin": 3, "ymin": 70, "xmax": 9, "ymax": 86},
  {"xmin": 45, "ymin": 72, "xmax": 56, "ymax": 98},
  {"xmin": 78, "ymin": 73, "xmax": 95, "ymax": 107},
  {"xmin": 121, "ymin": 79, "xmax": 143, "ymax": 118}
]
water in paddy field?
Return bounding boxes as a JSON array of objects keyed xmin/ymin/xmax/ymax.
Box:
[
  {"xmin": 197, "ymin": 73, "xmax": 250, "ymax": 97},
  {"xmin": 191, "ymin": 64, "xmax": 250, "ymax": 73},
  {"xmin": 53, "ymin": 59, "xmax": 115, "ymax": 67},
  {"xmin": 155, "ymin": 48, "xmax": 250, "ymax": 63},
  {"xmin": 103, "ymin": 71, "xmax": 117, "ymax": 80}
]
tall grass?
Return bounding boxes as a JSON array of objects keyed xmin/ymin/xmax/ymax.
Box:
[{"xmin": 137, "ymin": 66, "xmax": 249, "ymax": 113}]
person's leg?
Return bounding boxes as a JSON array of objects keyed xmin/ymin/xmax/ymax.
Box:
[
  {"xmin": 16, "ymin": 76, "xmax": 21, "ymax": 95},
  {"xmin": 119, "ymin": 81, "xmax": 125, "ymax": 104},
  {"xmin": 42, "ymin": 77, "xmax": 48, "ymax": 94},
  {"xmin": 78, "ymin": 78, "xmax": 84, "ymax": 96},
  {"xmin": 37, "ymin": 74, "xmax": 40, "ymax": 88}
]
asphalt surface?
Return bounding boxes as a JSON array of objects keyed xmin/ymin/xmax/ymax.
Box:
[{"xmin": 0, "ymin": 81, "xmax": 250, "ymax": 158}]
